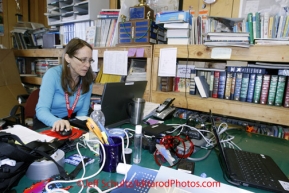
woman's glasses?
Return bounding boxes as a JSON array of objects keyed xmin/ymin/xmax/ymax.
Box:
[{"xmin": 73, "ymin": 55, "xmax": 94, "ymax": 64}]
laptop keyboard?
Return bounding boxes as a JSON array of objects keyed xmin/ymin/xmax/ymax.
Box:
[{"xmin": 233, "ymin": 150, "xmax": 279, "ymax": 188}]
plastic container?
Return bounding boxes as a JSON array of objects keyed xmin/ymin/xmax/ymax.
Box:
[
  {"xmin": 133, "ymin": 125, "xmax": 142, "ymax": 164},
  {"xmin": 90, "ymin": 104, "xmax": 105, "ymax": 126},
  {"xmin": 89, "ymin": 104, "xmax": 105, "ymax": 152}
]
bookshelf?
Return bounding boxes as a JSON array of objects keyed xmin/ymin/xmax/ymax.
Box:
[
  {"xmin": 151, "ymin": 45, "xmax": 289, "ymax": 126},
  {"xmin": 13, "ymin": 45, "xmax": 153, "ymax": 101}
]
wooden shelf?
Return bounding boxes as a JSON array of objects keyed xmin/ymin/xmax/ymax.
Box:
[
  {"xmin": 153, "ymin": 45, "xmax": 289, "ymax": 63},
  {"xmin": 151, "ymin": 91, "xmax": 289, "ymax": 126},
  {"xmin": 21, "ymin": 76, "xmax": 42, "ymax": 85},
  {"xmin": 152, "ymin": 45, "xmax": 289, "ymax": 126},
  {"xmin": 14, "ymin": 45, "xmax": 153, "ymax": 101},
  {"xmin": 13, "ymin": 49, "xmax": 63, "ymax": 57}
]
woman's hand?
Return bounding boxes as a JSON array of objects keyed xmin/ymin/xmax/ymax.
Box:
[{"xmin": 52, "ymin": 119, "xmax": 71, "ymax": 131}]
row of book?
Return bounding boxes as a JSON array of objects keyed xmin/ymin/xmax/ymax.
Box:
[
  {"xmin": 158, "ymin": 10, "xmax": 289, "ymax": 46},
  {"xmin": 16, "ymin": 57, "xmax": 58, "ymax": 77},
  {"xmin": 247, "ymin": 12, "xmax": 289, "ymax": 43},
  {"xmin": 160, "ymin": 64, "xmax": 289, "ymax": 108},
  {"xmin": 85, "ymin": 9, "xmax": 119, "ymax": 48},
  {"xmin": 193, "ymin": 70, "xmax": 289, "ymax": 108}
]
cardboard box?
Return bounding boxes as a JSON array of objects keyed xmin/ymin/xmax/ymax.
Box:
[{"xmin": 0, "ymin": 49, "xmax": 27, "ymax": 119}]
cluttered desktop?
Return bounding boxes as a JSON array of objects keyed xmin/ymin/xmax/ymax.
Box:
[{"xmin": 1, "ymin": 81, "xmax": 289, "ymax": 193}]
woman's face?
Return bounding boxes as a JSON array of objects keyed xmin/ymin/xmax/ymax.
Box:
[{"xmin": 65, "ymin": 46, "xmax": 93, "ymax": 78}]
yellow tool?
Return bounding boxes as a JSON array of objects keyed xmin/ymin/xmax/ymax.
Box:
[{"xmin": 86, "ymin": 117, "xmax": 105, "ymax": 144}]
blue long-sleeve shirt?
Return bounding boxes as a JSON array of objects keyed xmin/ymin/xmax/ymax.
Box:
[{"xmin": 36, "ymin": 65, "xmax": 92, "ymax": 127}]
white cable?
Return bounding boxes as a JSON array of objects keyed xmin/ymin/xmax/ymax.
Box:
[
  {"xmin": 45, "ymin": 139, "xmax": 106, "ymax": 193},
  {"xmin": 87, "ymin": 136, "xmax": 129, "ymax": 193}
]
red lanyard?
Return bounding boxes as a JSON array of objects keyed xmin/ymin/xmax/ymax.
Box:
[{"xmin": 65, "ymin": 85, "xmax": 82, "ymax": 118}]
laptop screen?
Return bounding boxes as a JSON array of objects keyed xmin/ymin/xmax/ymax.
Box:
[{"xmin": 101, "ymin": 81, "xmax": 147, "ymax": 128}]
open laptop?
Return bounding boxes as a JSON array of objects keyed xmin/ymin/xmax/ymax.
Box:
[
  {"xmin": 210, "ymin": 110, "xmax": 289, "ymax": 193},
  {"xmin": 101, "ymin": 81, "xmax": 147, "ymax": 128}
]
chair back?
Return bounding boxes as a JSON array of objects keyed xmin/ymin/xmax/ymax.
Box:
[{"xmin": 24, "ymin": 89, "xmax": 40, "ymax": 119}]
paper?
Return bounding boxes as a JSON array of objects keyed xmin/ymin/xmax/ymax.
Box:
[
  {"xmin": 158, "ymin": 48, "xmax": 177, "ymax": 77},
  {"xmin": 103, "ymin": 51, "xmax": 128, "ymax": 75},
  {"xmin": 211, "ymin": 48, "xmax": 232, "ymax": 59},
  {"xmin": 0, "ymin": 125, "xmax": 55, "ymax": 144},
  {"xmin": 136, "ymin": 48, "xmax": 145, "ymax": 57},
  {"xmin": 128, "ymin": 48, "xmax": 137, "ymax": 57},
  {"xmin": 148, "ymin": 166, "xmax": 254, "ymax": 193},
  {"xmin": 91, "ymin": 50, "xmax": 98, "ymax": 72}
]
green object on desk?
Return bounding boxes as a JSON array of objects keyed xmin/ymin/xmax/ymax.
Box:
[{"xmin": 14, "ymin": 119, "xmax": 289, "ymax": 193}]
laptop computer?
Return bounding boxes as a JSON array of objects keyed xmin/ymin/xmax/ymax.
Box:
[
  {"xmin": 210, "ymin": 110, "xmax": 289, "ymax": 193},
  {"xmin": 101, "ymin": 81, "xmax": 147, "ymax": 128}
]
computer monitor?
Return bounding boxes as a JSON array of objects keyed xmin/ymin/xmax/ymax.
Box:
[{"xmin": 101, "ymin": 81, "xmax": 147, "ymax": 128}]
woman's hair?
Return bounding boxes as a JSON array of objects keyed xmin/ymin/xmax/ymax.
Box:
[{"xmin": 61, "ymin": 38, "xmax": 94, "ymax": 95}]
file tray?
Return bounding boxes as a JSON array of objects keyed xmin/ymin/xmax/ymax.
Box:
[{"xmin": 156, "ymin": 11, "xmax": 190, "ymax": 24}]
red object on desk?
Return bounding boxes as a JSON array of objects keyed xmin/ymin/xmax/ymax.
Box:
[{"xmin": 40, "ymin": 127, "xmax": 84, "ymax": 140}]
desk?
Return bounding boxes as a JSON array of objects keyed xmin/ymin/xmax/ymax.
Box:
[{"xmin": 14, "ymin": 118, "xmax": 289, "ymax": 193}]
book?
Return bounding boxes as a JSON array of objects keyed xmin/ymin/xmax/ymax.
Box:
[
  {"xmin": 174, "ymin": 77, "xmax": 190, "ymax": 92},
  {"xmin": 268, "ymin": 16, "xmax": 274, "ymax": 38},
  {"xmin": 212, "ymin": 71, "xmax": 220, "ymax": 98},
  {"xmin": 267, "ymin": 75, "xmax": 278, "ymax": 105},
  {"xmin": 97, "ymin": 15, "xmax": 119, "ymax": 19},
  {"xmin": 239, "ymin": 73, "xmax": 250, "ymax": 102},
  {"xmin": 85, "ymin": 25, "xmax": 97, "ymax": 47},
  {"xmin": 189, "ymin": 69, "xmax": 197, "ymax": 95},
  {"xmin": 224, "ymin": 72, "xmax": 233, "ymax": 99},
  {"xmin": 247, "ymin": 13, "xmax": 254, "ymax": 44},
  {"xmin": 283, "ymin": 77, "xmax": 289, "ymax": 108},
  {"xmin": 160, "ymin": 77, "xmax": 174, "ymax": 92},
  {"xmin": 194, "ymin": 76, "xmax": 209, "ymax": 98},
  {"xmin": 155, "ymin": 11, "xmax": 190, "ymax": 24},
  {"xmin": 263, "ymin": 13, "xmax": 269, "ymax": 38},
  {"xmin": 95, "ymin": 19, "xmax": 102, "ymax": 47},
  {"xmin": 274, "ymin": 75, "xmax": 286, "ymax": 106},
  {"xmin": 246, "ymin": 73, "xmax": 256, "ymax": 103},
  {"xmin": 99, "ymin": 11, "xmax": 119, "ymax": 15},
  {"xmin": 164, "ymin": 22, "xmax": 190, "ymax": 29},
  {"xmin": 166, "ymin": 29, "xmax": 190, "ymax": 38},
  {"xmin": 167, "ymin": 37, "xmax": 190, "ymax": 45},
  {"xmin": 255, "ymin": 12, "xmax": 261, "ymax": 38},
  {"xmin": 260, "ymin": 74, "xmax": 271, "ymax": 105},
  {"xmin": 217, "ymin": 71, "xmax": 226, "ymax": 99},
  {"xmin": 230, "ymin": 72, "xmax": 237, "ymax": 100},
  {"xmin": 233, "ymin": 72, "xmax": 243, "ymax": 101},
  {"xmin": 253, "ymin": 74, "xmax": 263, "ymax": 103},
  {"xmin": 209, "ymin": 71, "xmax": 214, "ymax": 97},
  {"xmin": 174, "ymin": 64, "xmax": 194, "ymax": 93},
  {"xmin": 252, "ymin": 13, "xmax": 256, "ymax": 39}
]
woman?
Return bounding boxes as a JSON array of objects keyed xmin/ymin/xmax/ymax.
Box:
[{"xmin": 34, "ymin": 38, "xmax": 94, "ymax": 131}]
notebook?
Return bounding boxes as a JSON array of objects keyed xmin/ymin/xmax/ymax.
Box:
[{"xmin": 210, "ymin": 110, "xmax": 289, "ymax": 193}]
